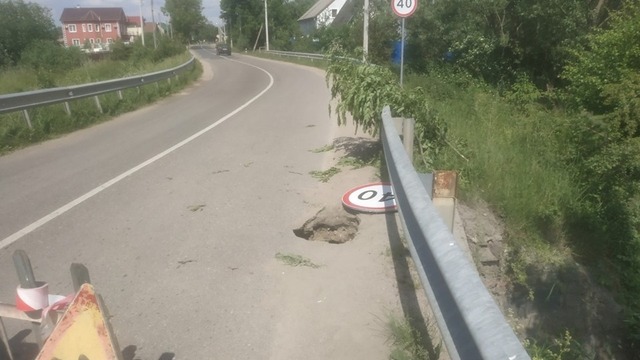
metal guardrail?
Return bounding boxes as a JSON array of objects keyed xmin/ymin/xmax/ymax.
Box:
[
  {"xmin": 265, "ymin": 50, "xmax": 326, "ymax": 61},
  {"xmin": 381, "ymin": 105, "xmax": 531, "ymax": 360},
  {"xmin": 0, "ymin": 57, "xmax": 196, "ymax": 117}
]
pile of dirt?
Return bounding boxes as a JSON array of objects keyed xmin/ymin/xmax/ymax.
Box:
[{"xmin": 293, "ymin": 206, "xmax": 360, "ymax": 244}]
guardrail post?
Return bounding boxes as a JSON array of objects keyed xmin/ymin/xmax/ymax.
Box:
[
  {"xmin": 432, "ymin": 171, "xmax": 458, "ymax": 233},
  {"xmin": 63, "ymin": 102, "xmax": 71, "ymax": 116},
  {"xmin": 22, "ymin": 110, "xmax": 33, "ymax": 129},
  {"xmin": 93, "ymin": 96, "xmax": 103, "ymax": 114},
  {"xmin": 167, "ymin": 78, "xmax": 171, "ymax": 86},
  {"xmin": 12, "ymin": 250, "xmax": 43, "ymax": 347},
  {"xmin": 402, "ymin": 118, "xmax": 415, "ymax": 164},
  {"xmin": 117, "ymin": 90, "xmax": 123, "ymax": 100}
]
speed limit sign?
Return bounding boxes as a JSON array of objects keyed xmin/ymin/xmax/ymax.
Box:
[{"xmin": 392, "ymin": 0, "xmax": 418, "ymax": 17}]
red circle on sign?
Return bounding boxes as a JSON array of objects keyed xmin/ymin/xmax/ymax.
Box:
[
  {"xmin": 392, "ymin": 0, "xmax": 418, "ymax": 17},
  {"xmin": 342, "ymin": 182, "xmax": 397, "ymax": 213}
]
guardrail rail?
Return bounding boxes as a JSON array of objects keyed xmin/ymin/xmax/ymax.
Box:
[
  {"xmin": 0, "ymin": 57, "xmax": 196, "ymax": 128},
  {"xmin": 381, "ymin": 106, "xmax": 531, "ymax": 360}
]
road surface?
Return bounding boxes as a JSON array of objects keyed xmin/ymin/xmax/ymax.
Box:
[{"xmin": 0, "ymin": 49, "xmax": 429, "ymax": 359}]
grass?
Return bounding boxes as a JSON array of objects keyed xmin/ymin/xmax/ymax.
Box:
[
  {"xmin": 386, "ymin": 314, "xmax": 441, "ymax": 360},
  {"xmin": 309, "ymin": 143, "xmax": 335, "ymax": 153},
  {"xmin": 275, "ymin": 252, "xmax": 321, "ymax": 268},
  {"xmin": 338, "ymin": 154, "xmax": 380, "ymax": 169},
  {"xmin": 309, "ymin": 166, "xmax": 341, "ymax": 182},
  {"xmin": 0, "ymin": 52, "xmax": 201, "ymax": 154},
  {"xmin": 405, "ymin": 73, "xmax": 577, "ymax": 271}
]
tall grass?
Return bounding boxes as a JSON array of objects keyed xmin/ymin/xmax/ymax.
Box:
[
  {"xmin": 405, "ymin": 71, "xmax": 580, "ymax": 274},
  {"xmin": 0, "ymin": 53, "xmax": 201, "ymax": 154}
]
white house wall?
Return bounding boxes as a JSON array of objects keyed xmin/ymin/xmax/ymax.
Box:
[{"xmin": 315, "ymin": 0, "xmax": 347, "ymax": 28}]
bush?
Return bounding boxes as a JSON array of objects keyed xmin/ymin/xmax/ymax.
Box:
[
  {"xmin": 152, "ymin": 37, "xmax": 186, "ymax": 62},
  {"xmin": 109, "ymin": 40, "xmax": 132, "ymax": 61},
  {"xmin": 20, "ymin": 40, "xmax": 85, "ymax": 72}
]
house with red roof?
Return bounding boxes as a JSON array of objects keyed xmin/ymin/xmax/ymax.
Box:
[{"xmin": 60, "ymin": 7, "xmax": 128, "ymax": 49}]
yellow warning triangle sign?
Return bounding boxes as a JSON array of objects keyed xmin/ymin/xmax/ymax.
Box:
[{"xmin": 36, "ymin": 283, "xmax": 122, "ymax": 360}]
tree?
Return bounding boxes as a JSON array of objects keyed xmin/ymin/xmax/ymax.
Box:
[
  {"xmin": 221, "ymin": 0, "xmax": 315, "ymax": 50},
  {"xmin": 162, "ymin": 0, "xmax": 207, "ymax": 43},
  {"xmin": 0, "ymin": 0, "xmax": 58, "ymax": 67}
]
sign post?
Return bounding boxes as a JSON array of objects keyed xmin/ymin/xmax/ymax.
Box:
[{"xmin": 391, "ymin": 0, "xmax": 418, "ymax": 86}]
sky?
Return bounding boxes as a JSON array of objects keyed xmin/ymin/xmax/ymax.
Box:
[{"xmin": 29, "ymin": 0, "xmax": 223, "ymax": 26}]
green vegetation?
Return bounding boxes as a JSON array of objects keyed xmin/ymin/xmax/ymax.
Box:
[
  {"xmin": 309, "ymin": 143, "xmax": 335, "ymax": 153},
  {"xmin": 275, "ymin": 252, "xmax": 321, "ymax": 268},
  {"xmin": 220, "ymin": 0, "xmax": 317, "ymax": 51},
  {"xmin": 0, "ymin": 0, "xmax": 58, "ymax": 67},
  {"xmin": 386, "ymin": 315, "xmax": 440, "ymax": 360},
  {"xmin": 309, "ymin": 167, "xmax": 341, "ymax": 183},
  {"xmin": 162, "ymin": 0, "xmax": 218, "ymax": 43}
]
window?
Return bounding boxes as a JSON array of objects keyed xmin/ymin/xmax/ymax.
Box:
[
  {"xmin": 72, "ymin": 39, "xmax": 80, "ymax": 46},
  {"xmin": 107, "ymin": 38, "xmax": 113, "ymax": 43},
  {"xmin": 96, "ymin": 25, "xmax": 100, "ymax": 32},
  {"xmin": 96, "ymin": 38, "xmax": 101, "ymax": 43},
  {"xmin": 89, "ymin": 38, "xmax": 94, "ymax": 44},
  {"xmin": 88, "ymin": 24, "xmax": 93, "ymax": 32},
  {"xmin": 68, "ymin": 24, "xmax": 77, "ymax": 32},
  {"xmin": 82, "ymin": 24, "xmax": 86, "ymax": 32},
  {"xmin": 105, "ymin": 23, "xmax": 112, "ymax": 32}
]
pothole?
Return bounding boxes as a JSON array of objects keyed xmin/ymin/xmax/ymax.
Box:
[{"xmin": 293, "ymin": 206, "xmax": 360, "ymax": 244}]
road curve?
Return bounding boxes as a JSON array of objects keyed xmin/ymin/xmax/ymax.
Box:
[{"xmin": 0, "ymin": 49, "xmax": 409, "ymax": 360}]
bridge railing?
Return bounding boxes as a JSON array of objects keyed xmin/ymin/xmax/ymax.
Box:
[{"xmin": 381, "ymin": 106, "xmax": 531, "ymax": 360}]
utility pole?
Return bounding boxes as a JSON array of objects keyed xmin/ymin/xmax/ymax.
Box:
[
  {"xmin": 363, "ymin": 0, "xmax": 369, "ymax": 62},
  {"xmin": 150, "ymin": 0, "xmax": 158, "ymax": 49},
  {"xmin": 264, "ymin": 0, "xmax": 270, "ymax": 51},
  {"xmin": 139, "ymin": 0, "xmax": 145, "ymax": 46}
]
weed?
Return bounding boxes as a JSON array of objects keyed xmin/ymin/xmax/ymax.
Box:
[
  {"xmin": 338, "ymin": 155, "xmax": 380, "ymax": 169},
  {"xmin": 386, "ymin": 315, "xmax": 441, "ymax": 360},
  {"xmin": 524, "ymin": 330, "xmax": 594, "ymax": 360},
  {"xmin": 309, "ymin": 167, "xmax": 341, "ymax": 182},
  {"xmin": 275, "ymin": 252, "xmax": 321, "ymax": 268},
  {"xmin": 309, "ymin": 143, "xmax": 334, "ymax": 153}
]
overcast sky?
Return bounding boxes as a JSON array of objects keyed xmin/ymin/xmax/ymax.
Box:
[{"xmin": 29, "ymin": 0, "xmax": 222, "ymax": 26}]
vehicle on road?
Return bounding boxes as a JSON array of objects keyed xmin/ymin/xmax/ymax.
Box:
[{"xmin": 216, "ymin": 43, "xmax": 231, "ymax": 56}]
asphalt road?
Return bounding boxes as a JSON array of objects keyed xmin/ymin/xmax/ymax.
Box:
[{"xmin": 0, "ymin": 49, "xmax": 350, "ymax": 359}]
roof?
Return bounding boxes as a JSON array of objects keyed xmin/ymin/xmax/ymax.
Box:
[
  {"xmin": 332, "ymin": 0, "xmax": 355, "ymax": 26},
  {"xmin": 60, "ymin": 8, "xmax": 127, "ymax": 23},
  {"xmin": 298, "ymin": 0, "xmax": 335, "ymax": 21},
  {"xmin": 127, "ymin": 16, "xmax": 143, "ymax": 25}
]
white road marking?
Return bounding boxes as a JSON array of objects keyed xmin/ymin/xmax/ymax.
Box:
[{"xmin": 0, "ymin": 58, "xmax": 275, "ymax": 250}]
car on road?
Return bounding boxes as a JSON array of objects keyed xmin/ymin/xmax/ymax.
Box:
[{"xmin": 216, "ymin": 43, "xmax": 231, "ymax": 56}]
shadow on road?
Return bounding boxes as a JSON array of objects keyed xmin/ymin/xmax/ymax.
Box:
[{"xmin": 3, "ymin": 333, "xmax": 175, "ymax": 360}]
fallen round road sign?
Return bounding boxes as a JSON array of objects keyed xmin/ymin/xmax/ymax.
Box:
[{"xmin": 342, "ymin": 182, "xmax": 397, "ymax": 213}]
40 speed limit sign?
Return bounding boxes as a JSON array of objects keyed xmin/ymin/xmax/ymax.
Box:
[
  {"xmin": 342, "ymin": 182, "xmax": 397, "ymax": 213},
  {"xmin": 392, "ymin": 0, "xmax": 418, "ymax": 17}
]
